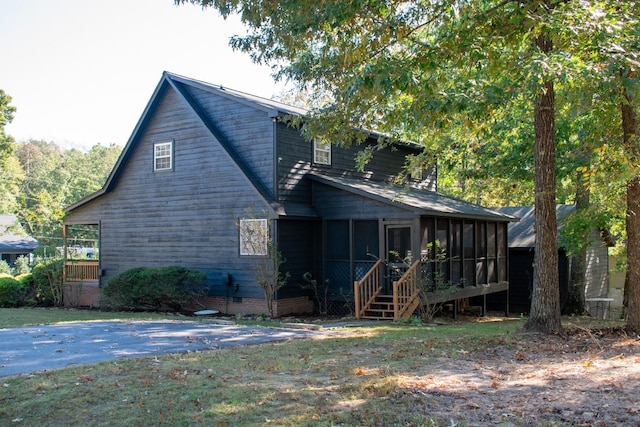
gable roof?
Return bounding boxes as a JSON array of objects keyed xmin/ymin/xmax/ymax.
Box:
[
  {"xmin": 0, "ymin": 214, "xmax": 39, "ymax": 252},
  {"xmin": 493, "ymin": 205, "xmax": 575, "ymax": 247},
  {"xmin": 310, "ymin": 174, "xmax": 516, "ymax": 222},
  {"xmin": 65, "ymin": 71, "xmax": 417, "ymax": 215},
  {"xmin": 66, "ymin": 71, "xmax": 293, "ymax": 215}
]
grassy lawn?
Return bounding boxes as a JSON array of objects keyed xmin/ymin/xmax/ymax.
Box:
[
  {"xmin": 0, "ymin": 309, "xmax": 625, "ymax": 426},
  {"xmin": 0, "ymin": 308, "xmax": 179, "ymax": 329}
]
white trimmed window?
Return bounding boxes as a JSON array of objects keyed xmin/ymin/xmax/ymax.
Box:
[
  {"xmin": 313, "ymin": 139, "xmax": 331, "ymax": 165},
  {"xmin": 154, "ymin": 141, "xmax": 173, "ymax": 171},
  {"xmin": 411, "ymin": 165, "xmax": 423, "ymax": 181},
  {"xmin": 239, "ymin": 218, "xmax": 268, "ymax": 256}
]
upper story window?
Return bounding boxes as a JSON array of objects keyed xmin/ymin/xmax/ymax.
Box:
[
  {"xmin": 154, "ymin": 141, "xmax": 173, "ymax": 171},
  {"xmin": 410, "ymin": 166, "xmax": 423, "ymax": 181},
  {"xmin": 313, "ymin": 139, "xmax": 331, "ymax": 165}
]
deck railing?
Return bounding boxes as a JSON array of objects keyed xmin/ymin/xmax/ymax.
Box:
[
  {"xmin": 354, "ymin": 259, "xmax": 384, "ymax": 319},
  {"xmin": 392, "ymin": 259, "xmax": 421, "ymax": 320},
  {"xmin": 64, "ymin": 261, "xmax": 99, "ymax": 282}
]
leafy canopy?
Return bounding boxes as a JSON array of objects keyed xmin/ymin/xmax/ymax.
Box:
[{"xmin": 0, "ymin": 89, "xmax": 16, "ymax": 166}]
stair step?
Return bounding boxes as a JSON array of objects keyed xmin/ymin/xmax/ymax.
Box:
[
  {"xmin": 357, "ymin": 289, "xmax": 422, "ymax": 320},
  {"xmin": 362, "ymin": 312, "xmax": 395, "ymax": 317},
  {"xmin": 360, "ymin": 316, "xmax": 394, "ymax": 320},
  {"xmin": 370, "ymin": 302, "xmax": 394, "ymax": 308},
  {"xmin": 366, "ymin": 308, "xmax": 393, "ymax": 314}
]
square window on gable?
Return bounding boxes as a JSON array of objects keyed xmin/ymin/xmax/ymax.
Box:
[
  {"xmin": 313, "ymin": 139, "xmax": 331, "ymax": 165},
  {"xmin": 154, "ymin": 141, "xmax": 173, "ymax": 171}
]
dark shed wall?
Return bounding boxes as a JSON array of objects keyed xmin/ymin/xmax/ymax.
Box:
[
  {"xmin": 65, "ymin": 87, "xmax": 272, "ymax": 299},
  {"xmin": 497, "ymin": 248, "xmax": 570, "ymax": 314}
]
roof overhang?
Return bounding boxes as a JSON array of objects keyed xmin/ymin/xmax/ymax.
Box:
[{"xmin": 310, "ymin": 173, "xmax": 517, "ymax": 222}]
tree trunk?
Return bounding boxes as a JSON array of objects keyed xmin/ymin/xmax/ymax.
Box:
[
  {"xmin": 523, "ymin": 26, "xmax": 562, "ymax": 333},
  {"xmin": 621, "ymin": 90, "xmax": 640, "ymax": 331},
  {"xmin": 523, "ymin": 77, "xmax": 562, "ymax": 334}
]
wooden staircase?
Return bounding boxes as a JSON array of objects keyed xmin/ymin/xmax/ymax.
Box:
[
  {"xmin": 354, "ymin": 259, "xmax": 422, "ymax": 321},
  {"xmin": 359, "ymin": 294, "xmax": 396, "ymax": 319}
]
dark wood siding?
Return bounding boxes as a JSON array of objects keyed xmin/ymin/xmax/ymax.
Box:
[
  {"xmin": 276, "ymin": 122, "xmax": 437, "ymax": 206},
  {"xmin": 311, "ymin": 181, "xmax": 414, "ymax": 220},
  {"xmin": 276, "ymin": 219, "xmax": 321, "ymax": 299},
  {"xmin": 276, "ymin": 123, "xmax": 314, "ymax": 204},
  {"xmin": 184, "ymin": 84, "xmax": 275, "ymax": 197},
  {"xmin": 65, "ymin": 86, "xmax": 272, "ymax": 299}
]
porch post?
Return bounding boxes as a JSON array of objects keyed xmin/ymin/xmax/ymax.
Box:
[
  {"xmin": 354, "ymin": 280, "xmax": 361, "ymax": 319},
  {"xmin": 62, "ymin": 224, "xmax": 68, "ymax": 284}
]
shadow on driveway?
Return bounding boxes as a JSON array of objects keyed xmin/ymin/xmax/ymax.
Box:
[{"xmin": 0, "ymin": 320, "xmax": 327, "ymax": 377}]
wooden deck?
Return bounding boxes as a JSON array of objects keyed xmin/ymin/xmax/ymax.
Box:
[{"xmin": 355, "ymin": 260, "xmax": 508, "ymax": 320}]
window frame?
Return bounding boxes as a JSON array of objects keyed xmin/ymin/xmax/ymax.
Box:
[
  {"xmin": 313, "ymin": 138, "xmax": 331, "ymax": 165},
  {"xmin": 239, "ymin": 218, "xmax": 269, "ymax": 256},
  {"xmin": 153, "ymin": 141, "xmax": 174, "ymax": 172}
]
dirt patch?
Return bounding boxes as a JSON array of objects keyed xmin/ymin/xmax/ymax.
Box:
[{"xmin": 395, "ymin": 327, "xmax": 640, "ymax": 426}]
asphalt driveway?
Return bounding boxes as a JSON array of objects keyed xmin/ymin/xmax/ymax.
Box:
[{"xmin": 0, "ymin": 320, "xmax": 326, "ymax": 378}]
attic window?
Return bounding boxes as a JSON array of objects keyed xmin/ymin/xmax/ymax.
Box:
[
  {"xmin": 411, "ymin": 166, "xmax": 423, "ymax": 181},
  {"xmin": 313, "ymin": 139, "xmax": 331, "ymax": 165},
  {"xmin": 154, "ymin": 141, "xmax": 173, "ymax": 171}
]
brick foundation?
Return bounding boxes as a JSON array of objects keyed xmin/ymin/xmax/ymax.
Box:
[
  {"xmin": 201, "ymin": 295, "xmax": 314, "ymax": 317},
  {"xmin": 63, "ymin": 282, "xmax": 101, "ymax": 308},
  {"xmin": 62, "ymin": 282, "xmax": 314, "ymax": 317}
]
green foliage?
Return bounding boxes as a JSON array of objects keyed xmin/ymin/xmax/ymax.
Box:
[
  {"xmin": 301, "ymin": 272, "xmax": 330, "ymax": 315},
  {"xmin": 0, "ymin": 274, "xmax": 24, "ymax": 307},
  {"xmin": 254, "ymin": 242, "xmax": 289, "ymax": 318},
  {"xmin": 0, "ymin": 260, "xmax": 11, "ymax": 275},
  {"xmin": 0, "ymin": 272, "xmax": 39, "ymax": 308},
  {"xmin": 13, "ymin": 255, "xmax": 31, "ymax": 275},
  {"xmin": 101, "ymin": 266, "xmax": 208, "ymax": 312},
  {"xmin": 31, "ymin": 259, "xmax": 64, "ymax": 307},
  {"xmin": 416, "ymin": 244, "xmax": 460, "ymax": 324},
  {"xmin": 5, "ymin": 140, "xmax": 121, "ymax": 247},
  {"xmin": 0, "ymin": 153, "xmax": 23, "ymax": 214},
  {"xmin": 0, "ymin": 89, "xmax": 15, "ymax": 166},
  {"xmin": 15, "ymin": 273, "xmax": 37, "ymax": 307}
]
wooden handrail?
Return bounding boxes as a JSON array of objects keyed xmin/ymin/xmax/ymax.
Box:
[
  {"xmin": 354, "ymin": 259, "xmax": 384, "ymax": 319},
  {"xmin": 392, "ymin": 259, "xmax": 421, "ymax": 320},
  {"xmin": 64, "ymin": 261, "xmax": 99, "ymax": 282}
]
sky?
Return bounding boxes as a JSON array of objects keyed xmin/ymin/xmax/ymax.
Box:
[{"xmin": 0, "ymin": 0, "xmax": 286, "ymax": 150}]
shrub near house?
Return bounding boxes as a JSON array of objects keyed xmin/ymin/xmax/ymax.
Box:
[
  {"xmin": 0, "ymin": 274, "xmax": 23, "ymax": 307},
  {"xmin": 101, "ymin": 266, "xmax": 207, "ymax": 312}
]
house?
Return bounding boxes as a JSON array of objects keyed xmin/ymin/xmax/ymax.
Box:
[
  {"xmin": 63, "ymin": 72, "xmax": 515, "ymax": 318},
  {"xmin": 493, "ymin": 205, "xmax": 610, "ymax": 314},
  {"xmin": 0, "ymin": 214, "xmax": 39, "ymax": 266}
]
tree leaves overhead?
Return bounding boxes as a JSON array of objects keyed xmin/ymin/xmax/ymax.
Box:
[{"xmin": 182, "ymin": 0, "xmax": 638, "ymax": 211}]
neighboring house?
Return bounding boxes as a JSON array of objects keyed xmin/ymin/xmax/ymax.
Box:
[
  {"xmin": 0, "ymin": 214, "xmax": 39, "ymax": 266},
  {"xmin": 493, "ymin": 205, "xmax": 610, "ymax": 314},
  {"xmin": 64, "ymin": 72, "xmax": 515, "ymax": 317}
]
